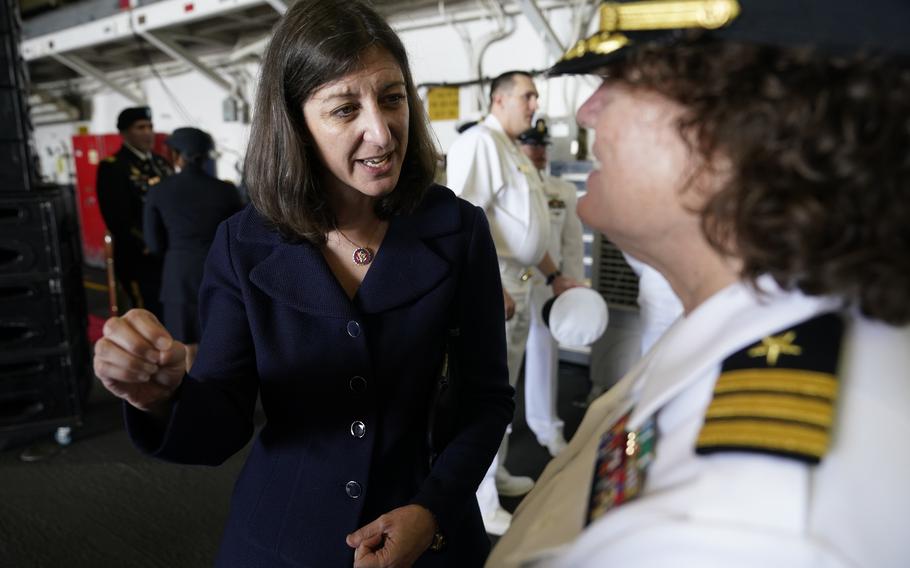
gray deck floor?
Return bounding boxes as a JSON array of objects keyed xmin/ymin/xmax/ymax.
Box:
[{"xmin": 0, "ymin": 362, "xmax": 591, "ymax": 567}]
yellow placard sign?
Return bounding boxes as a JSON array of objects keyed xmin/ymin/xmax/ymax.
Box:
[{"xmin": 427, "ymin": 87, "xmax": 460, "ymax": 121}]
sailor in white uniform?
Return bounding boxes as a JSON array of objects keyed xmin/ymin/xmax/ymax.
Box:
[
  {"xmin": 488, "ymin": 0, "xmax": 910, "ymax": 566},
  {"xmin": 447, "ymin": 71, "xmax": 581, "ymax": 535},
  {"xmin": 623, "ymin": 254, "xmax": 683, "ymax": 354},
  {"xmin": 518, "ymin": 121, "xmax": 585, "ymax": 457}
]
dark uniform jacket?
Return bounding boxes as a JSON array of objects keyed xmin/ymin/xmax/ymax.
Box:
[
  {"xmin": 96, "ymin": 145, "xmax": 172, "ymax": 311},
  {"xmin": 125, "ymin": 185, "xmax": 513, "ymax": 567},
  {"xmin": 143, "ymin": 164, "xmax": 243, "ymax": 306}
]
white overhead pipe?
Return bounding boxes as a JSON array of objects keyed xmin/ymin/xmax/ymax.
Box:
[
  {"xmin": 228, "ymin": 35, "xmax": 271, "ymax": 62},
  {"xmin": 515, "ymin": 0, "xmax": 565, "ymax": 60},
  {"xmin": 391, "ymin": 0, "xmax": 565, "ymax": 33},
  {"xmin": 49, "ymin": 53, "xmax": 146, "ymax": 105},
  {"xmin": 29, "ymin": 90, "xmax": 81, "ymax": 122},
  {"xmin": 441, "ymin": 0, "xmax": 516, "ymax": 114},
  {"xmin": 136, "ymin": 30, "xmax": 236, "ymax": 96},
  {"xmin": 475, "ymin": 0, "xmax": 517, "ymax": 108}
]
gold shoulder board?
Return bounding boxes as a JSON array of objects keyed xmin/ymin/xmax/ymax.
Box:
[{"xmin": 696, "ymin": 312, "xmax": 845, "ymax": 464}]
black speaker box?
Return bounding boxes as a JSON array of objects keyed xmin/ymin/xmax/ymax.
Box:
[
  {"xmin": 0, "ymin": 85, "xmax": 29, "ymax": 141},
  {"xmin": 0, "ymin": 268, "xmax": 86, "ymax": 351},
  {"xmin": 0, "ymin": 344, "xmax": 90, "ymax": 434},
  {"xmin": 0, "ymin": 0, "xmax": 20, "ymax": 35},
  {"xmin": 0, "ymin": 31, "xmax": 29, "ymax": 88},
  {"xmin": 0, "ymin": 189, "xmax": 79, "ymax": 275},
  {"xmin": 0, "ymin": 187, "xmax": 90, "ymax": 436},
  {"xmin": 0, "ymin": 0, "xmax": 33, "ymax": 193},
  {"xmin": 0, "ymin": 141, "xmax": 30, "ymax": 192}
]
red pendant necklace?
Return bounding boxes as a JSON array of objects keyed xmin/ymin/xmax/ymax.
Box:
[{"xmin": 336, "ymin": 222, "xmax": 381, "ymax": 266}]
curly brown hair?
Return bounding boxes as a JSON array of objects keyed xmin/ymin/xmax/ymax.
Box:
[
  {"xmin": 604, "ymin": 34, "xmax": 910, "ymax": 325},
  {"xmin": 244, "ymin": 0, "xmax": 438, "ymax": 244}
]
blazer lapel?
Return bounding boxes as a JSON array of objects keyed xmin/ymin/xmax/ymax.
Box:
[
  {"xmin": 249, "ymin": 242, "xmax": 355, "ymax": 318},
  {"xmin": 357, "ymin": 186, "xmax": 462, "ymax": 314},
  {"xmin": 236, "ymin": 206, "xmax": 353, "ymax": 318},
  {"xmin": 239, "ymin": 186, "xmax": 463, "ymax": 317}
]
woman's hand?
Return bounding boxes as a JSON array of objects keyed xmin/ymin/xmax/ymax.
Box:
[
  {"xmin": 347, "ymin": 504, "xmax": 437, "ymax": 568},
  {"xmin": 93, "ymin": 309, "xmax": 186, "ymax": 415}
]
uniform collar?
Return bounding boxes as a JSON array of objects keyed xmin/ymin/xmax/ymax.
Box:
[
  {"xmin": 484, "ymin": 113, "xmax": 505, "ymax": 133},
  {"xmin": 482, "ymin": 115, "xmax": 539, "ymax": 175},
  {"xmin": 237, "ymin": 186, "xmax": 462, "ymax": 317},
  {"xmin": 483, "ymin": 114, "xmax": 518, "ymax": 146},
  {"xmin": 121, "ymin": 141, "xmax": 152, "ymax": 162},
  {"xmin": 627, "ymin": 276, "xmax": 840, "ymax": 429}
]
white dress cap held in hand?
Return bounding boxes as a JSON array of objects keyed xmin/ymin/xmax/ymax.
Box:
[{"xmin": 542, "ymin": 287, "xmax": 609, "ymax": 348}]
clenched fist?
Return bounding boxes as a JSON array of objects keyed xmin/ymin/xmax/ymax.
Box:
[{"xmin": 93, "ymin": 309, "xmax": 187, "ymax": 415}]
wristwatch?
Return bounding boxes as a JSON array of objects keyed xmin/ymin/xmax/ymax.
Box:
[{"xmin": 545, "ymin": 269, "xmax": 562, "ymax": 286}]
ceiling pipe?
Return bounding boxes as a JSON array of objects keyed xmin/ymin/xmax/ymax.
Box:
[
  {"xmin": 136, "ymin": 30, "xmax": 236, "ymax": 96},
  {"xmin": 515, "ymin": 0, "xmax": 565, "ymax": 60},
  {"xmin": 49, "ymin": 53, "xmax": 146, "ymax": 105}
]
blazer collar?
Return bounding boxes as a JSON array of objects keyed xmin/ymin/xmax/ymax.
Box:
[{"xmin": 239, "ymin": 186, "xmax": 462, "ymax": 317}]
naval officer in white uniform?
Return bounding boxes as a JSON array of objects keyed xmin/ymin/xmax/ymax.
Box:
[
  {"xmin": 447, "ymin": 71, "xmax": 581, "ymax": 535},
  {"xmin": 488, "ymin": 0, "xmax": 910, "ymax": 566},
  {"xmin": 517, "ymin": 120, "xmax": 585, "ymax": 457}
]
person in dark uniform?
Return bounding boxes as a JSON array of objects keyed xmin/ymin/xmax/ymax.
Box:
[
  {"xmin": 96, "ymin": 106, "xmax": 173, "ymax": 318},
  {"xmin": 143, "ymin": 127, "xmax": 242, "ymax": 370}
]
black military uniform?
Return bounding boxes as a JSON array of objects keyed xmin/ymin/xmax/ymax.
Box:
[
  {"xmin": 142, "ymin": 127, "xmax": 242, "ymax": 343},
  {"xmin": 96, "ymin": 107, "xmax": 172, "ymax": 317}
]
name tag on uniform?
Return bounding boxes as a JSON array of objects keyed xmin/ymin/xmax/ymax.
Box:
[{"xmin": 586, "ymin": 412, "xmax": 656, "ymax": 525}]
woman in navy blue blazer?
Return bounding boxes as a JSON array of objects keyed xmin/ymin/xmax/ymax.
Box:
[{"xmin": 91, "ymin": 1, "xmax": 513, "ymax": 566}]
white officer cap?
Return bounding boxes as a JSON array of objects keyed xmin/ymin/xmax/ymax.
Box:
[{"xmin": 542, "ymin": 287, "xmax": 609, "ymax": 348}]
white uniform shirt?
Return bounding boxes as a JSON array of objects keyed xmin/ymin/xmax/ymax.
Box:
[
  {"xmin": 539, "ymin": 174, "xmax": 584, "ymax": 282},
  {"xmin": 488, "ymin": 277, "xmax": 910, "ymax": 568},
  {"xmin": 447, "ymin": 115, "xmax": 550, "ymax": 267}
]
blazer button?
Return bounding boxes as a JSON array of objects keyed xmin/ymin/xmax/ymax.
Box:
[
  {"xmin": 345, "ymin": 481, "xmax": 362, "ymax": 499},
  {"xmin": 346, "ymin": 321, "xmax": 361, "ymax": 338},
  {"xmin": 349, "ymin": 376, "xmax": 367, "ymax": 393},
  {"xmin": 350, "ymin": 421, "xmax": 366, "ymax": 438}
]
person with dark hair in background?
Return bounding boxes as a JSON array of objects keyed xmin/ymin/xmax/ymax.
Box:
[
  {"xmin": 91, "ymin": 1, "xmax": 513, "ymax": 566},
  {"xmin": 447, "ymin": 70, "xmax": 582, "ymax": 536},
  {"xmin": 489, "ymin": 0, "xmax": 910, "ymax": 566},
  {"xmin": 96, "ymin": 106, "xmax": 172, "ymax": 318},
  {"xmin": 143, "ymin": 127, "xmax": 242, "ymax": 371}
]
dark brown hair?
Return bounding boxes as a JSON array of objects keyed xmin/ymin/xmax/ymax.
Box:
[
  {"xmin": 604, "ymin": 35, "xmax": 910, "ymax": 325},
  {"xmin": 244, "ymin": 0, "xmax": 438, "ymax": 243},
  {"xmin": 489, "ymin": 71, "xmax": 534, "ymax": 108}
]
